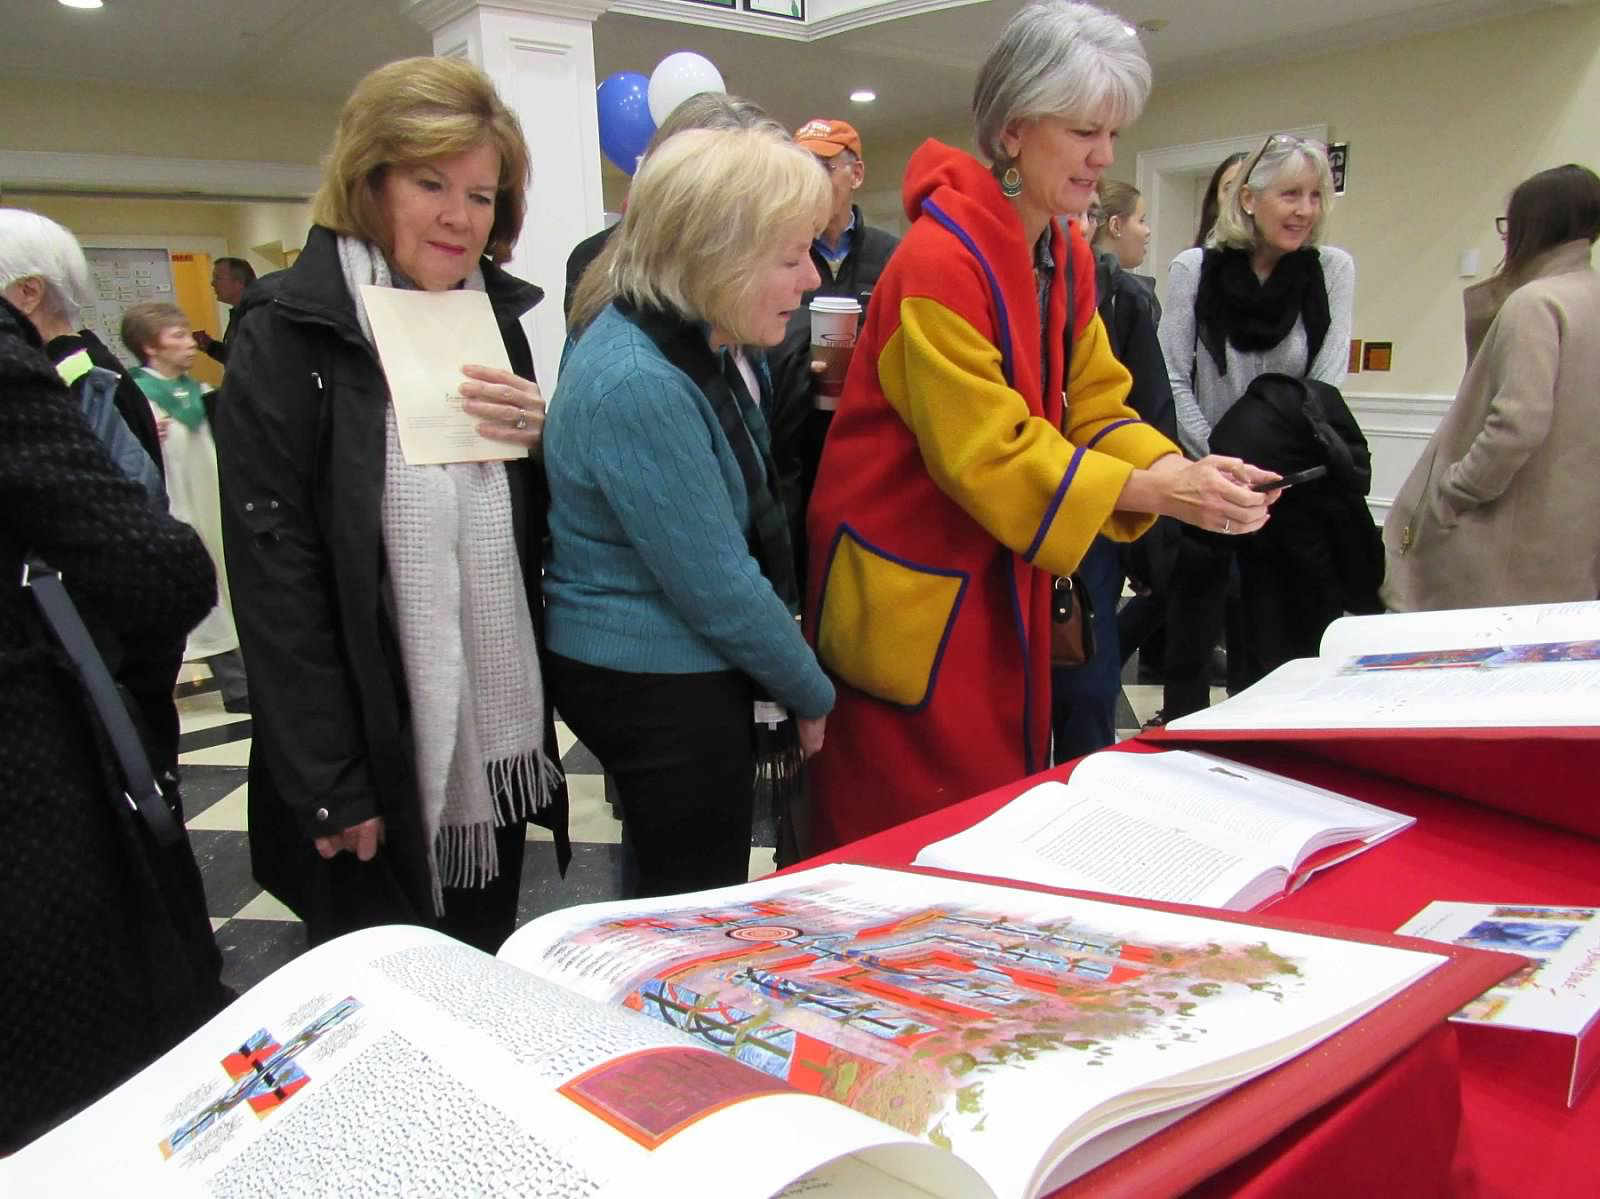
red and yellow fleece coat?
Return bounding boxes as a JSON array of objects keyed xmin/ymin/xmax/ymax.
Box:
[{"xmin": 804, "ymin": 140, "xmax": 1178, "ymax": 850}]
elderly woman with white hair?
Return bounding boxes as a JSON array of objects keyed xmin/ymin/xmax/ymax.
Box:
[
  {"xmin": 0, "ymin": 209, "xmax": 195, "ymax": 784},
  {"xmin": 803, "ymin": 1, "xmax": 1274, "ymax": 851},
  {"xmin": 545, "ymin": 126, "xmax": 837, "ymax": 897},
  {"xmin": 0, "ymin": 209, "xmax": 163, "ymax": 486},
  {"xmin": 1155, "ymin": 134, "xmax": 1355, "ymax": 719}
]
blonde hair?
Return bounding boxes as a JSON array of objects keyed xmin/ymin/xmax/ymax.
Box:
[
  {"xmin": 593, "ymin": 127, "xmax": 830, "ymax": 344},
  {"xmin": 311, "ymin": 57, "xmax": 529, "ymax": 261},
  {"xmin": 1211, "ymin": 135, "xmax": 1336, "ymax": 251},
  {"xmin": 567, "ymin": 93, "xmax": 783, "ymax": 333},
  {"xmin": 120, "ymin": 300, "xmax": 188, "ymax": 364},
  {"xmin": 1091, "ymin": 179, "xmax": 1140, "ymax": 252}
]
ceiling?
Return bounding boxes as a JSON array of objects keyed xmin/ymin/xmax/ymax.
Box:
[{"xmin": 2, "ymin": 0, "xmax": 1561, "ymax": 151}]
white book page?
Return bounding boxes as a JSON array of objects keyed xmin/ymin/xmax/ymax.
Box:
[
  {"xmin": 6, "ymin": 925, "xmax": 962, "ymax": 1199},
  {"xmin": 500, "ymin": 864, "xmax": 1445, "ymax": 1199},
  {"xmin": 910, "ymin": 751, "xmax": 1409, "ymax": 909},
  {"xmin": 1164, "ymin": 652, "xmax": 1600, "ymax": 732},
  {"xmin": 1318, "ymin": 601, "xmax": 1600, "ymax": 660},
  {"xmin": 358, "ymin": 284, "xmax": 520, "ymax": 465}
]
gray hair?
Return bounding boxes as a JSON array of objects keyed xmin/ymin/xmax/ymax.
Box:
[
  {"xmin": 972, "ymin": 1, "xmax": 1151, "ymax": 166},
  {"xmin": 1211, "ymin": 135, "xmax": 1337, "ymax": 250},
  {"xmin": 0, "ymin": 208, "xmax": 93, "ymax": 324}
]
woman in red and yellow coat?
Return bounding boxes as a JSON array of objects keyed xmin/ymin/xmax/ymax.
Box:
[{"xmin": 805, "ymin": 2, "xmax": 1277, "ymax": 851}]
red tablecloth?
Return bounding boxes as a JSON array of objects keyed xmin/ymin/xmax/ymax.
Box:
[{"xmin": 800, "ymin": 741, "xmax": 1600, "ymax": 1197}]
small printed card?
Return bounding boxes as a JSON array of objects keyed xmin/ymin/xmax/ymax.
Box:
[
  {"xmin": 359, "ymin": 285, "xmax": 520, "ymax": 466},
  {"xmin": 1398, "ymin": 901, "xmax": 1600, "ymax": 1105}
]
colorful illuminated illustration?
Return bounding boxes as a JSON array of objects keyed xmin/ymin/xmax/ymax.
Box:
[
  {"xmin": 159, "ymin": 997, "xmax": 363, "ymax": 1159},
  {"xmin": 1346, "ymin": 638, "xmax": 1600, "ymax": 673},
  {"xmin": 565, "ymin": 890, "xmax": 1303, "ymax": 1138}
]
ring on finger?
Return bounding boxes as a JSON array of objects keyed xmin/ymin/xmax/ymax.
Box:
[
  {"xmin": 514, "ymin": 411, "xmax": 528, "ymax": 430},
  {"xmin": 1223, "ymin": 519, "xmax": 1232, "ymax": 534}
]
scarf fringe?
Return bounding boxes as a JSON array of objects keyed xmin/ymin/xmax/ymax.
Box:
[{"xmin": 427, "ymin": 747, "xmax": 565, "ymax": 915}]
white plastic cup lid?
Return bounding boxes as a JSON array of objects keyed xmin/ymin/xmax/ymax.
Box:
[{"xmin": 810, "ymin": 296, "xmax": 862, "ymax": 314}]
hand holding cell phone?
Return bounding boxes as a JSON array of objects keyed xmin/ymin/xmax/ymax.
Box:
[{"xmin": 1251, "ymin": 465, "xmax": 1328, "ymax": 493}]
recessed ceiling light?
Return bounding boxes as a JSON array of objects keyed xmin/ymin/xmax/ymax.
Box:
[
  {"xmin": 850, "ymin": 89, "xmax": 876, "ymax": 104},
  {"xmin": 58, "ymin": 0, "xmax": 105, "ymax": 8}
]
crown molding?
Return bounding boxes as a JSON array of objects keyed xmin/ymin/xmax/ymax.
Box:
[
  {"xmin": 1, "ymin": 151, "xmax": 320, "ymax": 202},
  {"xmin": 404, "ymin": 0, "xmax": 617, "ymax": 27},
  {"xmin": 607, "ymin": 0, "xmax": 982, "ymax": 41}
]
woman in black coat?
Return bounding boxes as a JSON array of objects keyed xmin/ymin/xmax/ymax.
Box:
[
  {"xmin": 0, "ymin": 295, "xmax": 222, "ymax": 1151},
  {"xmin": 215, "ymin": 58, "xmax": 569, "ymax": 955}
]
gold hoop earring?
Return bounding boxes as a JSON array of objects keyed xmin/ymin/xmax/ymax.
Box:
[{"xmin": 1000, "ymin": 164, "xmax": 1023, "ymax": 198}]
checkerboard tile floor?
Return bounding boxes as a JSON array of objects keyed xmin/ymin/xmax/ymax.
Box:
[{"xmin": 176, "ymin": 661, "xmax": 1189, "ymax": 993}]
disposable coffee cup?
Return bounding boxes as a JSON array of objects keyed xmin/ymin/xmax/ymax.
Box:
[{"xmin": 810, "ymin": 295, "xmax": 862, "ymax": 410}]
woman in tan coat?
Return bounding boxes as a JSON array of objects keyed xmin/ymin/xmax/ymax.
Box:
[{"xmin": 1383, "ymin": 164, "xmax": 1600, "ymax": 612}]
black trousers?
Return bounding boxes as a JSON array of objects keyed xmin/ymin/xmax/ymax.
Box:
[
  {"xmin": 548, "ymin": 652, "xmax": 754, "ymax": 899},
  {"xmin": 1162, "ymin": 531, "xmax": 1233, "ymax": 720}
]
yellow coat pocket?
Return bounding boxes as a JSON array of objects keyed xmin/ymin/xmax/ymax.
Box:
[{"xmin": 814, "ymin": 525, "xmax": 968, "ymax": 709}]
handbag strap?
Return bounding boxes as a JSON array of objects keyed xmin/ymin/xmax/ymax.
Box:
[{"xmin": 22, "ymin": 557, "xmax": 184, "ymax": 848}]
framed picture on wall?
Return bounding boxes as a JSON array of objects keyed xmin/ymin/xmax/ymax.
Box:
[
  {"xmin": 1328, "ymin": 142, "xmax": 1349, "ymax": 195},
  {"xmin": 745, "ymin": 0, "xmax": 803, "ymax": 17}
]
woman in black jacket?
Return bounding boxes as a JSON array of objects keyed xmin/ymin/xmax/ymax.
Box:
[
  {"xmin": 0, "ymin": 294, "xmax": 222, "ymax": 1151},
  {"xmin": 215, "ymin": 58, "xmax": 568, "ymax": 955}
]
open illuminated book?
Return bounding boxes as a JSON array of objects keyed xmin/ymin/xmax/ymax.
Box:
[
  {"xmin": 1160, "ymin": 600, "xmax": 1600, "ymax": 733},
  {"xmin": 5, "ymin": 865, "xmax": 1449, "ymax": 1199},
  {"xmin": 912, "ymin": 750, "xmax": 1413, "ymax": 911}
]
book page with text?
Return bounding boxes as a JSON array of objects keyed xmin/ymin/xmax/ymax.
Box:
[
  {"xmin": 1318, "ymin": 601, "xmax": 1600, "ymax": 661},
  {"xmin": 5, "ymin": 925, "xmax": 972, "ymax": 1199},
  {"xmin": 910, "ymin": 751, "xmax": 1410, "ymax": 909}
]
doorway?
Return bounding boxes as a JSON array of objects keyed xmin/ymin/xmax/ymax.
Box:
[{"xmin": 1135, "ymin": 124, "xmax": 1328, "ymax": 309}]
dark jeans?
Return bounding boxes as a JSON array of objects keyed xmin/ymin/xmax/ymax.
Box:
[
  {"xmin": 1051, "ymin": 538, "xmax": 1123, "ymax": 764},
  {"xmin": 547, "ymin": 652, "xmax": 754, "ymax": 899}
]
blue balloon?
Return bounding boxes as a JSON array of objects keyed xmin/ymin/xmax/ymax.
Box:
[{"xmin": 596, "ymin": 72, "xmax": 655, "ymax": 175}]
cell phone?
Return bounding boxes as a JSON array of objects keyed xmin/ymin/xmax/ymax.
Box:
[{"xmin": 1251, "ymin": 465, "xmax": 1328, "ymax": 493}]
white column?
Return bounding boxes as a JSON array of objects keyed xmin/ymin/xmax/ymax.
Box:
[{"xmin": 404, "ymin": 0, "xmax": 613, "ymax": 388}]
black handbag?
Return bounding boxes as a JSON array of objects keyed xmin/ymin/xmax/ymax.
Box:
[{"xmin": 22, "ymin": 557, "xmax": 229, "ymax": 1013}]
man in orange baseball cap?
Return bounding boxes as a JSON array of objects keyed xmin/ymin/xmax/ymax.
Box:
[{"xmin": 791, "ymin": 118, "xmax": 898, "ymax": 302}]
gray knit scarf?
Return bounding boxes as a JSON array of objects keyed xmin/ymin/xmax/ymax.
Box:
[{"xmin": 338, "ymin": 235, "xmax": 559, "ymax": 914}]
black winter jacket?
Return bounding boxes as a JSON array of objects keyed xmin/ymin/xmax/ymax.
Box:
[
  {"xmin": 1, "ymin": 297, "xmax": 220, "ymax": 1150},
  {"xmin": 214, "ymin": 227, "xmax": 570, "ymax": 931}
]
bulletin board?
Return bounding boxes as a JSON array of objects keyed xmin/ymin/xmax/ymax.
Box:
[{"xmin": 81, "ymin": 247, "xmax": 177, "ymax": 370}]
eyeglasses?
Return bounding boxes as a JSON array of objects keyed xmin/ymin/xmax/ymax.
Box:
[
  {"xmin": 1495, "ymin": 216, "xmax": 1509, "ymax": 236},
  {"xmin": 1240, "ymin": 133, "xmax": 1321, "ymax": 187}
]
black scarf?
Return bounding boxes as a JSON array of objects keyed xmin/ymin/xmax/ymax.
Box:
[{"xmin": 1193, "ymin": 247, "xmax": 1330, "ymax": 378}]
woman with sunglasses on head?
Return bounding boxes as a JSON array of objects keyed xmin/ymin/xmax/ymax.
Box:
[
  {"xmin": 1155, "ymin": 135, "xmax": 1353, "ymax": 719},
  {"xmin": 1383, "ymin": 164, "xmax": 1600, "ymax": 613}
]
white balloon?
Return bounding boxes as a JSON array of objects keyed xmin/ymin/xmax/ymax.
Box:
[{"xmin": 646, "ymin": 52, "xmax": 726, "ymax": 126}]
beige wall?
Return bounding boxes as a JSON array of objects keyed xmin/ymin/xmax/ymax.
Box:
[
  {"xmin": 0, "ymin": 79, "xmax": 339, "ymax": 164},
  {"xmin": 856, "ymin": 5, "xmax": 1600, "ymax": 399},
  {"xmin": 5, "ymin": 193, "xmax": 313, "ymax": 279}
]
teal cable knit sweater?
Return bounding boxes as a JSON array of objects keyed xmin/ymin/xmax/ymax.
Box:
[{"xmin": 544, "ymin": 303, "xmax": 834, "ymax": 720}]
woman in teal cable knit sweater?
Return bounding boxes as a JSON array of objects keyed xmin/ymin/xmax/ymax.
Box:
[{"xmin": 545, "ymin": 127, "xmax": 834, "ymax": 897}]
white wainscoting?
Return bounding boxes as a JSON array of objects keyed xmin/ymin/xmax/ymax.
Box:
[{"xmin": 1347, "ymin": 391, "xmax": 1453, "ymax": 522}]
